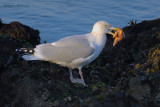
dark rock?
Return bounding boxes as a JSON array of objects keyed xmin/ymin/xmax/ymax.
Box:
[
  {"xmin": 0, "ymin": 20, "xmax": 40, "ymax": 68},
  {"xmin": 82, "ymin": 91, "xmax": 142, "ymax": 107},
  {"xmin": 1, "ymin": 18, "xmax": 160, "ymax": 107},
  {"xmin": 0, "ymin": 37, "xmax": 23, "ymax": 67},
  {"xmin": 0, "ymin": 19, "xmax": 3, "ymax": 27},
  {"xmin": 0, "ymin": 20, "xmax": 40, "ymax": 45}
]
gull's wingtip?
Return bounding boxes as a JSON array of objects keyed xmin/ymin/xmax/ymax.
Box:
[{"xmin": 22, "ymin": 54, "xmax": 41, "ymax": 61}]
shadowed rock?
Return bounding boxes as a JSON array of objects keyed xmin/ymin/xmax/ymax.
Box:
[
  {"xmin": 1, "ymin": 18, "xmax": 160, "ymax": 107},
  {"xmin": 0, "ymin": 20, "xmax": 40, "ymax": 67},
  {"xmin": 0, "ymin": 19, "xmax": 40, "ymax": 45}
]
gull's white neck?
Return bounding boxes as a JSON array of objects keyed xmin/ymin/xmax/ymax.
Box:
[{"xmin": 91, "ymin": 30, "xmax": 107, "ymax": 46}]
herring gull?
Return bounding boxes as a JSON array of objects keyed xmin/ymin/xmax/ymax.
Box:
[{"xmin": 19, "ymin": 21, "xmax": 124, "ymax": 86}]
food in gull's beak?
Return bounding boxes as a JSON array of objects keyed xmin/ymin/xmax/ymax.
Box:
[{"xmin": 113, "ymin": 27, "xmax": 124, "ymax": 46}]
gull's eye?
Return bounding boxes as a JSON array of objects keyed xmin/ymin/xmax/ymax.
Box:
[{"xmin": 106, "ymin": 24, "xmax": 111, "ymax": 27}]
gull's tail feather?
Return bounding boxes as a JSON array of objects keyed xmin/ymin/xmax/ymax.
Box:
[
  {"xmin": 15, "ymin": 48, "xmax": 42, "ymax": 61},
  {"xmin": 15, "ymin": 48, "xmax": 35, "ymax": 54},
  {"xmin": 22, "ymin": 54, "xmax": 42, "ymax": 61}
]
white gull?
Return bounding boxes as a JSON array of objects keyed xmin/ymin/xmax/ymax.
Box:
[{"xmin": 22, "ymin": 21, "xmax": 120, "ymax": 86}]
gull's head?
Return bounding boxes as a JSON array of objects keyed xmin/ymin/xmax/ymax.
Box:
[
  {"xmin": 91, "ymin": 21, "xmax": 125, "ymax": 46},
  {"xmin": 91, "ymin": 21, "xmax": 115, "ymax": 35}
]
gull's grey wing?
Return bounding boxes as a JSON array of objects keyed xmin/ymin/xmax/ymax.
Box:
[
  {"xmin": 34, "ymin": 35, "xmax": 94, "ymax": 63},
  {"xmin": 51, "ymin": 34, "xmax": 91, "ymax": 48}
]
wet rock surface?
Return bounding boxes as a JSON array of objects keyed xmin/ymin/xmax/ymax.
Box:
[
  {"xmin": 0, "ymin": 20, "xmax": 40, "ymax": 68},
  {"xmin": 81, "ymin": 90, "xmax": 142, "ymax": 107},
  {"xmin": 0, "ymin": 19, "xmax": 40, "ymax": 45},
  {"xmin": 0, "ymin": 18, "xmax": 160, "ymax": 107}
]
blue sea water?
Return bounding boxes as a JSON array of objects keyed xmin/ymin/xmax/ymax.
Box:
[{"xmin": 0, "ymin": 0, "xmax": 160, "ymax": 42}]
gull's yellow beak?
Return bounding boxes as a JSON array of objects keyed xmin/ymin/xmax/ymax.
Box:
[
  {"xmin": 108, "ymin": 27, "xmax": 119, "ymax": 36},
  {"xmin": 113, "ymin": 28, "xmax": 119, "ymax": 31}
]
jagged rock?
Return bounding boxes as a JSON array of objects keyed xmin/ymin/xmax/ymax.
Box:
[
  {"xmin": 0, "ymin": 19, "xmax": 40, "ymax": 45},
  {"xmin": 81, "ymin": 91, "xmax": 142, "ymax": 107},
  {"xmin": 0, "ymin": 20, "xmax": 40, "ymax": 67},
  {"xmin": 0, "ymin": 37, "xmax": 23, "ymax": 66},
  {"xmin": 0, "ymin": 18, "xmax": 160, "ymax": 107}
]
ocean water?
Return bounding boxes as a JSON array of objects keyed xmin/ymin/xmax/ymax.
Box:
[{"xmin": 0, "ymin": 0, "xmax": 160, "ymax": 42}]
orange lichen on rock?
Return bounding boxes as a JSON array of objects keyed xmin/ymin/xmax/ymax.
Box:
[{"xmin": 113, "ymin": 27, "xmax": 125, "ymax": 46}]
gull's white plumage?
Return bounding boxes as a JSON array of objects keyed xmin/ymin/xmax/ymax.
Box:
[{"xmin": 22, "ymin": 21, "xmax": 115, "ymax": 86}]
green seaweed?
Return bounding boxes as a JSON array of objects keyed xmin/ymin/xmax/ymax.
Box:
[{"xmin": 128, "ymin": 19, "xmax": 137, "ymax": 26}]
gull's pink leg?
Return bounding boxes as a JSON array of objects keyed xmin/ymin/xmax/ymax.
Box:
[
  {"xmin": 69, "ymin": 68, "xmax": 87, "ymax": 86},
  {"xmin": 78, "ymin": 68, "xmax": 87, "ymax": 86},
  {"xmin": 69, "ymin": 68, "xmax": 76, "ymax": 83}
]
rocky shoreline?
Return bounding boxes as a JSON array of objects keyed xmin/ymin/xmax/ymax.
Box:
[
  {"xmin": 0, "ymin": 18, "xmax": 160, "ymax": 107},
  {"xmin": 0, "ymin": 19, "xmax": 40, "ymax": 67}
]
